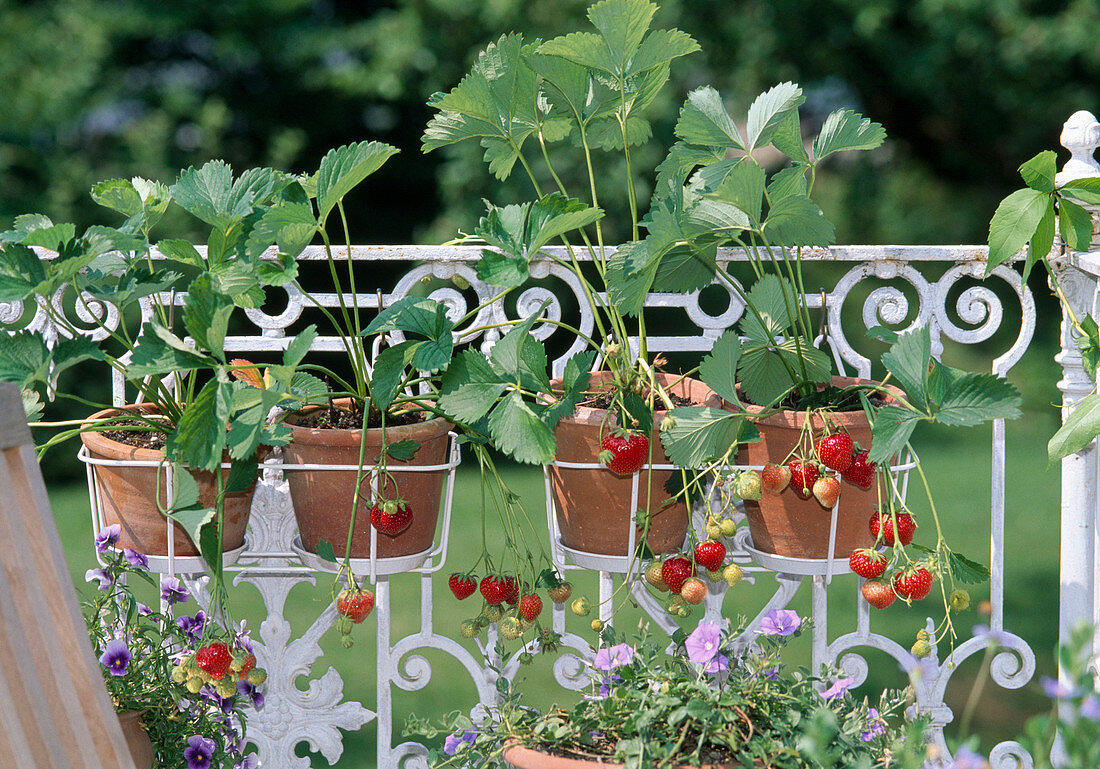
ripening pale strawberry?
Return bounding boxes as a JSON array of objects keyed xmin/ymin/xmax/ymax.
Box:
[
  {"xmin": 722, "ymin": 563, "xmax": 744, "ymax": 587},
  {"xmin": 547, "ymin": 581, "xmax": 573, "ymax": 604},
  {"xmin": 680, "ymin": 577, "xmax": 707, "ymax": 605},
  {"xmin": 815, "ymin": 432, "xmax": 854, "ymax": 472},
  {"xmin": 761, "ymin": 463, "xmax": 791, "ymax": 494},
  {"xmin": 861, "ymin": 579, "xmax": 896, "ymax": 609},
  {"xmin": 733, "ymin": 470, "xmax": 762, "ymax": 501},
  {"xmin": 812, "ymin": 475, "xmax": 841, "ymax": 508},
  {"xmin": 788, "ymin": 460, "xmax": 819, "ymax": 498},
  {"xmin": 644, "ymin": 561, "xmax": 670, "ymax": 592}
]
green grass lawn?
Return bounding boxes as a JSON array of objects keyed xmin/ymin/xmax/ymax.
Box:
[{"xmin": 50, "ymin": 347, "xmax": 1065, "ymax": 767}]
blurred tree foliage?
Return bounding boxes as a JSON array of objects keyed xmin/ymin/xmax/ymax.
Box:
[{"xmin": 1, "ymin": 0, "xmax": 1096, "ymax": 247}]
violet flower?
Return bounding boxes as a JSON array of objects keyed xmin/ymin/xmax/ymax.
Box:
[
  {"xmin": 98, "ymin": 638, "xmax": 131, "ymax": 677},
  {"xmin": 1040, "ymin": 675, "xmax": 1078, "ymax": 700},
  {"xmin": 684, "ymin": 622, "xmax": 722, "ymax": 666},
  {"xmin": 703, "ymin": 653, "xmax": 729, "ymax": 673},
  {"xmin": 233, "ymin": 620, "xmax": 254, "ymax": 654},
  {"xmin": 1081, "ymin": 695, "xmax": 1100, "ymax": 722},
  {"xmin": 177, "ymin": 611, "xmax": 207, "ymax": 644},
  {"xmin": 860, "ymin": 707, "xmax": 887, "ymax": 741},
  {"xmin": 238, "ymin": 679, "xmax": 265, "ymax": 710},
  {"xmin": 160, "ymin": 575, "xmax": 190, "ymax": 605},
  {"xmin": 443, "ymin": 729, "xmax": 477, "ymax": 756},
  {"xmin": 136, "ymin": 602, "xmax": 153, "ymax": 617},
  {"xmin": 947, "ymin": 745, "xmax": 990, "ymax": 769},
  {"xmin": 123, "ymin": 548, "xmax": 148, "ymax": 569},
  {"xmin": 819, "ymin": 676, "xmax": 855, "ymax": 700},
  {"xmin": 94, "ymin": 524, "xmax": 121, "ymax": 553},
  {"xmin": 184, "ymin": 735, "xmax": 216, "ymax": 769},
  {"xmin": 759, "ymin": 609, "xmax": 801, "ymax": 636},
  {"xmin": 85, "ymin": 568, "xmax": 114, "ymax": 590},
  {"xmin": 592, "ymin": 643, "xmax": 635, "ymax": 671},
  {"xmin": 972, "ymin": 624, "xmax": 1010, "ymax": 646}
]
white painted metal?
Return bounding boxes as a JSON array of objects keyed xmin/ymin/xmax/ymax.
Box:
[{"xmin": 22, "ymin": 115, "xmax": 1100, "ymax": 766}]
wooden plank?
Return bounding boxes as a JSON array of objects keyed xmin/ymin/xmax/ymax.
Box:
[
  {"xmin": 0, "ymin": 382, "xmax": 136, "ymax": 769},
  {"xmin": 0, "ymin": 383, "xmax": 32, "ymax": 450}
]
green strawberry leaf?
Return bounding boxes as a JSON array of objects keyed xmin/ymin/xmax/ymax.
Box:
[
  {"xmin": 165, "ymin": 378, "xmax": 232, "ymax": 473},
  {"xmin": 227, "ymin": 401, "xmax": 266, "ymax": 461},
  {"xmin": 674, "ymin": 86, "xmax": 744, "ymax": 150},
  {"xmin": 385, "ymin": 439, "xmax": 421, "ymax": 461},
  {"xmin": 745, "ymin": 82, "xmax": 804, "ymax": 152},
  {"xmin": 709, "ymin": 159, "xmax": 765, "ymax": 222},
  {"xmin": 224, "ymin": 457, "xmax": 259, "ymax": 495},
  {"xmin": 867, "ymin": 406, "xmax": 923, "ymax": 464},
  {"xmin": 489, "ymin": 391, "xmax": 556, "ymax": 465},
  {"xmin": 811, "ymin": 109, "xmax": 886, "ymax": 160},
  {"xmin": 315, "ymin": 539, "xmax": 338, "ymax": 563},
  {"xmin": 880, "ymin": 326, "xmax": 931, "ymax": 411},
  {"xmin": 606, "ymin": 241, "xmax": 658, "ymax": 317},
  {"xmin": 91, "ymin": 178, "xmax": 143, "ymax": 218},
  {"xmin": 947, "ymin": 551, "xmax": 991, "ymax": 585},
  {"xmin": 0, "ymin": 243, "xmax": 47, "ymax": 301},
  {"xmin": 930, "ymin": 371, "xmax": 1022, "ymax": 427},
  {"xmin": 439, "ymin": 350, "xmax": 508, "ymax": 424},
  {"xmin": 698, "ymin": 330, "xmax": 742, "ymax": 406},
  {"xmin": 761, "ymin": 193, "xmax": 835, "ymax": 247},
  {"xmin": 315, "ymin": 141, "xmax": 399, "ymax": 225},
  {"xmin": 543, "ymin": 350, "xmax": 596, "ymax": 430},
  {"xmin": 660, "ymin": 407, "xmax": 757, "ymax": 468},
  {"xmin": 182, "ymin": 274, "xmax": 234, "ymax": 359},
  {"xmin": 738, "ymin": 274, "xmax": 792, "ymax": 344},
  {"xmin": 171, "ymin": 160, "xmax": 254, "ymax": 232}
]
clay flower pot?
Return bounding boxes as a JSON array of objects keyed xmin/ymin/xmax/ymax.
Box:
[
  {"xmin": 549, "ymin": 372, "xmax": 720, "ymax": 558},
  {"xmin": 117, "ymin": 711, "xmax": 154, "ymax": 769},
  {"xmin": 503, "ymin": 743, "xmax": 735, "ymax": 768},
  {"xmin": 739, "ymin": 376, "xmax": 894, "ymax": 560},
  {"xmin": 80, "ymin": 406, "xmax": 255, "ymax": 557},
  {"xmin": 283, "ymin": 402, "xmax": 452, "ymax": 559}
]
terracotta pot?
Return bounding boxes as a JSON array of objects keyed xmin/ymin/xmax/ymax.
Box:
[
  {"xmin": 117, "ymin": 711, "xmax": 154, "ymax": 769},
  {"xmin": 283, "ymin": 402, "xmax": 452, "ymax": 559},
  {"xmin": 739, "ymin": 376, "xmax": 894, "ymax": 560},
  {"xmin": 549, "ymin": 373, "xmax": 720, "ymax": 557},
  {"xmin": 80, "ymin": 406, "xmax": 255, "ymax": 557},
  {"xmin": 503, "ymin": 743, "xmax": 736, "ymax": 768}
]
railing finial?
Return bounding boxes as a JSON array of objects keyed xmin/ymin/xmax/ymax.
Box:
[{"xmin": 1056, "ymin": 110, "xmax": 1100, "ymax": 185}]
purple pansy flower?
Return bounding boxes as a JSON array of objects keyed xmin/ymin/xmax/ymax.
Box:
[
  {"xmin": 443, "ymin": 729, "xmax": 477, "ymax": 756},
  {"xmin": 238, "ymin": 680, "xmax": 265, "ymax": 710},
  {"xmin": 136, "ymin": 602, "xmax": 153, "ymax": 617},
  {"xmin": 184, "ymin": 735, "xmax": 216, "ymax": 769},
  {"xmin": 94, "ymin": 524, "xmax": 121, "ymax": 553},
  {"xmin": 593, "ymin": 643, "xmax": 635, "ymax": 671},
  {"xmin": 123, "ymin": 548, "xmax": 148, "ymax": 569},
  {"xmin": 584, "ymin": 674, "xmax": 622, "ymax": 701},
  {"xmin": 759, "ymin": 609, "xmax": 801, "ymax": 636},
  {"xmin": 234, "ymin": 756, "xmax": 259, "ymax": 769},
  {"xmin": 177, "ymin": 611, "xmax": 207, "ymax": 644},
  {"xmin": 820, "ymin": 676, "xmax": 855, "ymax": 700},
  {"xmin": 1040, "ymin": 675, "xmax": 1078, "ymax": 700},
  {"xmin": 860, "ymin": 707, "xmax": 887, "ymax": 741},
  {"xmin": 160, "ymin": 575, "xmax": 190, "ymax": 605},
  {"xmin": 98, "ymin": 638, "xmax": 131, "ymax": 677},
  {"xmin": 761, "ymin": 666, "xmax": 780, "ymax": 680},
  {"xmin": 1081, "ymin": 695, "xmax": 1100, "ymax": 721},
  {"xmin": 85, "ymin": 567, "xmax": 114, "ymax": 590},
  {"xmin": 684, "ymin": 622, "xmax": 722, "ymax": 665},
  {"xmin": 233, "ymin": 621, "xmax": 254, "ymax": 654},
  {"xmin": 948, "ymin": 745, "xmax": 990, "ymax": 769}
]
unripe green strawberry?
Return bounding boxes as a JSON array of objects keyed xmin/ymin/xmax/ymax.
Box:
[
  {"xmin": 644, "ymin": 561, "xmax": 669, "ymax": 592},
  {"xmin": 719, "ymin": 519, "xmax": 737, "ymax": 538},
  {"xmin": 246, "ymin": 668, "xmax": 267, "ymax": 686},
  {"xmin": 475, "ymin": 615, "xmax": 490, "ymax": 629},
  {"xmin": 499, "ymin": 616, "xmax": 523, "ymax": 640},
  {"xmin": 571, "ymin": 596, "xmax": 591, "ymax": 616},
  {"xmin": 705, "ymin": 519, "xmax": 723, "ymax": 539},
  {"xmin": 734, "ymin": 470, "xmax": 762, "ymax": 501},
  {"xmin": 591, "ymin": 619, "xmax": 604, "ymax": 632},
  {"xmin": 548, "ymin": 581, "xmax": 573, "ymax": 604},
  {"xmin": 460, "ymin": 620, "xmax": 478, "ymax": 638},
  {"xmin": 186, "ymin": 676, "xmax": 204, "ymax": 694},
  {"xmin": 911, "ymin": 639, "xmax": 932, "ymax": 658},
  {"xmin": 916, "ymin": 629, "xmax": 930, "ymax": 642},
  {"xmin": 484, "ymin": 605, "xmax": 504, "ymax": 622},
  {"xmin": 519, "ymin": 652, "xmax": 534, "ymax": 665},
  {"xmin": 722, "ymin": 563, "xmax": 744, "ymax": 587},
  {"xmin": 171, "ymin": 666, "xmax": 188, "ymax": 684},
  {"xmin": 706, "ymin": 569, "xmax": 723, "ymax": 582},
  {"xmin": 215, "ymin": 678, "xmax": 237, "ymax": 698},
  {"xmin": 949, "ymin": 589, "xmax": 971, "ymax": 612}
]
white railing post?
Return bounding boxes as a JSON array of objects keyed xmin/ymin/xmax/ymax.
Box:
[{"xmin": 1053, "ymin": 111, "xmax": 1100, "ymax": 692}]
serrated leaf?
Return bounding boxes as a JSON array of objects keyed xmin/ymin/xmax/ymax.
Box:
[
  {"xmin": 526, "ymin": 193, "xmax": 603, "ymax": 254},
  {"xmin": 127, "ymin": 324, "xmax": 212, "ymax": 377},
  {"xmin": 157, "ymin": 239, "xmax": 206, "ymax": 268},
  {"xmin": 315, "ymin": 539, "xmax": 338, "ymax": 563},
  {"xmin": 165, "ymin": 504, "xmax": 217, "ymax": 558},
  {"xmin": 489, "ymin": 391, "xmax": 556, "ymax": 464},
  {"xmin": 170, "ymin": 160, "xmax": 254, "ymax": 232},
  {"xmin": 762, "ymin": 193, "xmax": 835, "ymax": 247},
  {"xmin": 489, "ymin": 310, "xmax": 550, "ymax": 392},
  {"xmin": 652, "ymin": 242, "xmax": 716, "ymax": 292},
  {"xmin": 182, "ymin": 275, "xmax": 233, "ymax": 359},
  {"xmin": 0, "ymin": 243, "xmax": 47, "ymax": 302},
  {"xmin": 880, "ymin": 327, "xmax": 931, "ymax": 411},
  {"xmin": 745, "ymin": 82, "xmax": 804, "ymax": 152},
  {"xmin": 709, "ymin": 159, "xmax": 765, "ymax": 223},
  {"xmin": 626, "ymin": 28, "xmax": 699, "ymax": 76},
  {"xmin": 385, "ymin": 439, "xmax": 421, "ymax": 461},
  {"xmin": 21, "ymin": 389, "xmax": 43, "ymax": 422},
  {"xmin": 370, "ymin": 341, "xmax": 415, "ymax": 412},
  {"xmin": 164, "ymin": 378, "xmax": 232, "ymax": 472},
  {"xmin": 933, "ymin": 372, "xmax": 1021, "ymax": 426},
  {"xmin": 654, "ymin": 142, "xmax": 727, "ymax": 193},
  {"xmin": 739, "ymin": 274, "xmax": 792, "ymax": 343},
  {"xmin": 224, "ymin": 457, "xmax": 259, "ymax": 494},
  {"xmin": 948, "ymin": 551, "xmax": 990, "ymax": 585},
  {"xmin": 544, "ymin": 350, "xmax": 596, "ymax": 429},
  {"xmin": 1078, "ymin": 315, "xmax": 1100, "ymax": 380},
  {"xmin": 316, "ymin": 141, "xmax": 399, "ymax": 225},
  {"xmin": 91, "ymin": 178, "xmax": 143, "ymax": 218},
  {"xmin": 699, "ymin": 330, "xmax": 742, "ymax": 406},
  {"xmin": 363, "ymin": 298, "xmax": 454, "ymax": 373},
  {"xmin": 811, "ymin": 109, "xmax": 886, "ymax": 160},
  {"xmin": 865, "ymin": 325, "xmax": 899, "ymax": 344},
  {"xmin": 476, "ymin": 248, "xmax": 530, "ymax": 288},
  {"xmin": 606, "ymin": 241, "xmax": 657, "ymax": 317},
  {"xmin": 1060, "ymin": 176, "xmax": 1100, "ymax": 205},
  {"xmin": 0, "ymin": 332, "xmax": 50, "ymax": 386},
  {"xmin": 737, "ymin": 346, "xmax": 794, "ymax": 407},
  {"xmin": 674, "ymin": 86, "xmax": 744, "ymax": 150},
  {"xmin": 246, "ymin": 201, "xmax": 318, "ymax": 259},
  {"xmin": 868, "ymin": 406, "xmax": 923, "ymax": 464},
  {"xmin": 227, "ymin": 402, "xmax": 265, "ymax": 461},
  {"xmin": 986, "ymin": 187, "xmax": 1050, "ymax": 271},
  {"xmin": 771, "ymin": 109, "xmax": 808, "ymax": 162},
  {"xmin": 1059, "ymin": 198, "xmax": 1093, "ymax": 252},
  {"xmin": 1018, "ymin": 150, "xmax": 1058, "ymax": 193},
  {"xmin": 619, "ymin": 391, "xmax": 652, "ymax": 434},
  {"xmin": 439, "ymin": 350, "xmax": 508, "ymax": 423},
  {"xmin": 660, "ymin": 407, "xmax": 754, "ymax": 467},
  {"xmin": 766, "ymin": 165, "xmax": 807, "ymax": 203},
  {"xmin": 1048, "ymin": 392, "xmax": 1100, "ymax": 463},
  {"xmin": 1024, "ymin": 196, "xmax": 1055, "ymax": 284}
]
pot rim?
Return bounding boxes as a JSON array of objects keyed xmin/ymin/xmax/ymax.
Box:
[
  {"xmin": 284, "ymin": 400, "xmax": 452, "ymax": 443},
  {"xmin": 740, "ymin": 376, "xmax": 902, "ymax": 430},
  {"xmin": 501, "ymin": 742, "xmax": 736, "ymax": 768},
  {"xmin": 550, "ymin": 372, "xmax": 721, "ymax": 429},
  {"xmin": 79, "ymin": 404, "xmax": 171, "ymax": 462}
]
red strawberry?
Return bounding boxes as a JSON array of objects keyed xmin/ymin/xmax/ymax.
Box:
[
  {"xmin": 599, "ymin": 431, "xmax": 649, "ymax": 475},
  {"xmin": 693, "ymin": 540, "xmax": 727, "ymax": 572},
  {"xmin": 761, "ymin": 463, "xmax": 791, "ymax": 494},
  {"xmin": 815, "ymin": 433, "xmax": 854, "ymax": 472},
  {"xmin": 336, "ymin": 587, "xmax": 375, "ymax": 623},
  {"xmin": 788, "ymin": 460, "xmax": 819, "ymax": 498},
  {"xmin": 869, "ymin": 511, "xmax": 916, "ymax": 547},
  {"xmin": 843, "ymin": 449, "xmax": 877, "ymax": 490},
  {"xmin": 848, "ymin": 548, "xmax": 887, "ymax": 579},
  {"xmin": 547, "ymin": 581, "xmax": 573, "ymax": 604},
  {"xmin": 680, "ymin": 577, "xmax": 707, "ymax": 605},
  {"xmin": 235, "ymin": 653, "xmax": 257, "ymax": 680},
  {"xmin": 812, "ymin": 475, "xmax": 841, "ymax": 508},
  {"xmin": 893, "ymin": 567, "xmax": 934, "ymax": 601},
  {"xmin": 479, "ymin": 575, "xmax": 509, "ymax": 606},
  {"xmin": 661, "ymin": 556, "xmax": 695, "ymax": 594},
  {"xmin": 195, "ymin": 642, "xmax": 233, "ymax": 680},
  {"xmin": 448, "ymin": 573, "xmax": 477, "ymax": 601},
  {"xmin": 504, "ymin": 576, "xmax": 520, "ymax": 606},
  {"xmin": 861, "ymin": 579, "xmax": 897, "ymax": 609},
  {"xmin": 370, "ymin": 500, "xmax": 412, "ymax": 536},
  {"xmin": 518, "ymin": 594, "xmax": 543, "ymax": 622}
]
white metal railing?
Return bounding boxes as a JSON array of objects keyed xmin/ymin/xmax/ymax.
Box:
[{"xmin": 11, "ymin": 110, "xmax": 1100, "ymax": 768}]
